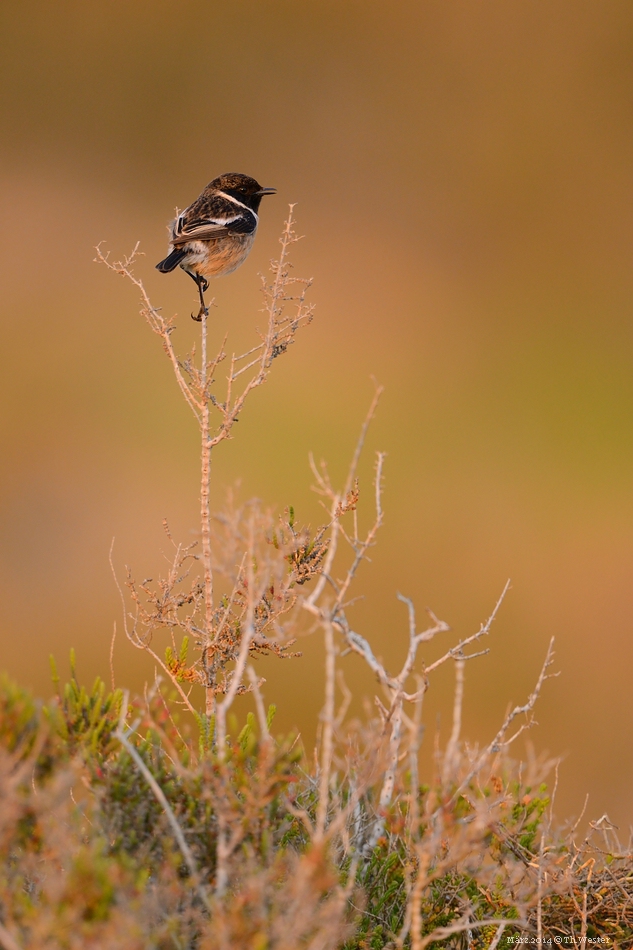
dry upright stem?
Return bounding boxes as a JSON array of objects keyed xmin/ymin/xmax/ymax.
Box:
[{"xmin": 97, "ymin": 208, "xmax": 315, "ymax": 719}]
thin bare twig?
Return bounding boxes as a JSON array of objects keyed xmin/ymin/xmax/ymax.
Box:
[
  {"xmin": 456, "ymin": 636, "xmax": 558, "ymax": 797},
  {"xmin": 247, "ymin": 665, "xmax": 270, "ymax": 742},
  {"xmin": 316, "ymin": 619, "xmax": 337, "ymax": 840},
  {"xmin": 115, "ymin": 692, "xmax": 211, "ymax": 911},
  {"xmin": 109, "ymin": 621, "xmax": 117, "ymax": 692},
  {"xmin": 425, "ymin": 579, "xmax": 511, "ymax": 675},
  {"xmin": 345, "ymin": 380, "xmax": 384, "ymax": 497},
  {"xmin": 443, "ymin": 657, "xmax": 465, "ymax": 784},
  {"xmin": 0, "ymin": 922, "xmax": 24, "ymax": 950}
]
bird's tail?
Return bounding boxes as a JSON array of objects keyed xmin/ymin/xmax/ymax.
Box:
[{"xmin": 156, "ymin": 248, "xmax": 188, "ymax": 273}]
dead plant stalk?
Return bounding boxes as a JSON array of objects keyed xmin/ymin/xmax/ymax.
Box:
[{"xmin": 96, "ymin": 207, "xmax": 313, "ymax": 721}]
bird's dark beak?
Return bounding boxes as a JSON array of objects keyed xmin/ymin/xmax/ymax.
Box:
[{"xmin": 257, "ymin": 187, "xmax": 276, "ymax": 196}]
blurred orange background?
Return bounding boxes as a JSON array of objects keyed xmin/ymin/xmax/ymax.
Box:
[{"xmin": 1, "ymin": 1, "xmax": 632, "ymax": 829}]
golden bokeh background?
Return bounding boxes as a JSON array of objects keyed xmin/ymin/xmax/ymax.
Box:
[{"xmin": 1, "ymin": 1, "xmax": 633, "ymax": 827}]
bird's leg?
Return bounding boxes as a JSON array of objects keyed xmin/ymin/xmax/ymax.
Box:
[{"xmin": 191, "ymin": 273, "xmax": 209, "ymax": 322}]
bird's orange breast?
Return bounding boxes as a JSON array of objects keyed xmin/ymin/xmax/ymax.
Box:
[{"xmin": 196, "ymin": 233, "xmax": 256, "ymax": 278}]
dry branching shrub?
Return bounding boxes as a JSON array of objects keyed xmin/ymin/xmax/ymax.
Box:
[
  {"xmin": 0, "ymin": 213, "xmax": 631, "ymax": 949},
  {"xmin": 97, "ymin": 210, "xmax": 316, "ymax": 723}
]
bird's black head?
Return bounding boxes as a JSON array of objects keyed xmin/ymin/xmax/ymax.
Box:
[{"xmin": 210, "ymin": 173, "xmax": 276, "ymax": 212}]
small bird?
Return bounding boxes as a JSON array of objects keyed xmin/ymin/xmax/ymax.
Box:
[{"xmin": 156, "ymin": 172, "xmax": 276, "ymax": 320}]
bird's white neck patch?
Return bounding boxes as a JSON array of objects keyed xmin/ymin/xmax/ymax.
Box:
[{"xmin": 217, "ymin": 190, "xmax": 258, "ymax": 218}]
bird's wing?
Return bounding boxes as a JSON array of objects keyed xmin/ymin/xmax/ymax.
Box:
[
  {"xmin": 171, "ymin": 221, "xmax": 232, "ymax": 245},
  {"xmin": 171, "ymin": 192, "xmax": 258, "ymax": 245}
]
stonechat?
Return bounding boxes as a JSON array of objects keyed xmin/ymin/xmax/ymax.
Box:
[{"xmin": 156, "ymin": 172, "xmax": 276, "ymax": 320}]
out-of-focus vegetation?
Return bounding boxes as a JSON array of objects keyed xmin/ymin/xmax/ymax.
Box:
[{"xmin": 1, "ymin": 667, "xmax": 631, "ymax": 949}]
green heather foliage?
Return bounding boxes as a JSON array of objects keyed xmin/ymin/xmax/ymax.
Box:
[{"xmin": 1, "ymin": 669, "xmax": 631, "ymax": 948}]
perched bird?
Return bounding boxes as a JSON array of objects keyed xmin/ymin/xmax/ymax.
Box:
[{"xmin": 156, "ymin": 172, "xmax": 276, "ymax": 320}]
